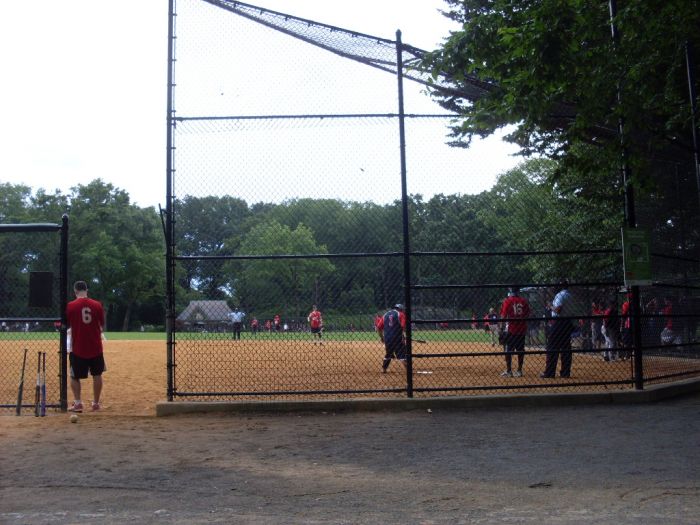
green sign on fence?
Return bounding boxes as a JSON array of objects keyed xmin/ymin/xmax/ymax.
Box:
[{"xmin": 621, "ymin": 227, "xmax": 652, "ymax": 286}]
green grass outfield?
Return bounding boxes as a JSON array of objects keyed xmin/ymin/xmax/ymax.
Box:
[{"xmin": 0, "ymin": 329, "xmax": 497, "ymax": 343}]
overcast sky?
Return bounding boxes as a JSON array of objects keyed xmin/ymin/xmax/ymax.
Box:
[{"xmin": 0, "ymin": 0, "xmax": 520, "ymax": 209}]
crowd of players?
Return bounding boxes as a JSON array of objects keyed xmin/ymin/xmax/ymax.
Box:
[{"xmin": 222, "ymin": 284, "xmax": 694, "ymax": 376}]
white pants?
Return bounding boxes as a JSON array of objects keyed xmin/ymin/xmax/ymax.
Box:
[{"xmin": 601, "ymin": 325, "xmax": 617, "ymax": 360}]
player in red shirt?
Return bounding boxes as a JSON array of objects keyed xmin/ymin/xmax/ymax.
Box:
[
  {"xmin": 65, "ymin": 281, "xmax": 106, "ymax": 412},
  {"xmin": 274, "ymin": 314, "xmax": 281, "ymax": 333},
  {"xmin": 499, "ymin": 287, "xmax": 531, "ymax": 377},
  {"xmin": 620, "ymin": 293, "xmax": 632, "ymax": 360},
  {"xmin": 307, "ymin": 305, "xmax": 324, "ymax": 344}
]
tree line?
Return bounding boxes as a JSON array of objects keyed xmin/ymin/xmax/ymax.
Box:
[{"xmin": 3, "ymin": 154, "xmax": 693, "ymax": 330}]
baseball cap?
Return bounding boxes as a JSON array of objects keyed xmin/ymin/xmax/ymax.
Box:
[{"xmin": 393, "ymin": 303, "xmax": 404, "ymax": 311}]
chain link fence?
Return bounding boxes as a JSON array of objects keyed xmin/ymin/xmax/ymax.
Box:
[
  {"xmin": 0, "ymin": 219, "xmax": 68, "ymax": 413},
  {"xmin": 165, "ymin": 0, "xmax": 700, "ymax": 401}
]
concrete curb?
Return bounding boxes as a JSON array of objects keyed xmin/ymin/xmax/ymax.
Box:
[{"xmin": 155, "ymin": 377, "xmax": 700, "ymax": 416}]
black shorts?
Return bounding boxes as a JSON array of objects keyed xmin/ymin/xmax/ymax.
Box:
[
  {"xmin": 384, "ymin": 339, "xmax": 406, "ymax": 360},
  {"xmin": 310, "ymin": 326, "xmax": 322, "ymax": 334},
  {"xmin": 70, "ymin": 353, "xmax": 106, "ymax": 379},
  {"xmin": 505, "ymin": 333, "xmax": 526, "ymax": 353}
]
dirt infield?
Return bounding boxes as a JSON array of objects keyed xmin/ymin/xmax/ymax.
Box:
[{"xmin": 2, "ymin": 337, "xmax": 647, "ymax": 415}]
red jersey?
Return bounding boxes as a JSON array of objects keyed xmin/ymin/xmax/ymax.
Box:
[
  {"xmin": 374, "ymin": 315, "xmax": 382, "ymax": 330},
  {"xmin": 66, "ymin": 297, "xmax": 104, "ymax": 359},
  {"xmin": 308, "ymin": 310, "xmax": 322, "ymax": 329},
  {"xmin": 662, "ymin": 304, "xmax": 673, "ymax": 329},
  {"xmin": 500, "ymin": 296, "xmax": 530, "ymax": 335},
  {"xmin": 621, "ymin": 300, "xmax": 631, "ymax": 329},
  {"xmin": 274, "ymin": 315, "xmax": 281, "ymax": 326}
]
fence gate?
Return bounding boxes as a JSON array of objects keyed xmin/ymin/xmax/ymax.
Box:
[{"xmin": 0, "ymin": 217, "xmax": 69, "ymax": 413}]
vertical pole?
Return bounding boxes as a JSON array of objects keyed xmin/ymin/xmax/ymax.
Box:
[
  {"xmin": 396, "ymin": 30, "xmax": 413, "ymax": 397},
  {"xmin": 685, "ymin": 42, "xmax": 700, "ymax": 209},
  {"xmin": 59, "ymin": 214, "xmax": 69, "ymax": 412},
  {"xmin": 609, "ymin": 0, "xmax": 643, "ymax": 389},
  {"xmin": 165, "ymin": 0, "xmax": 176, "ymax": 402}
]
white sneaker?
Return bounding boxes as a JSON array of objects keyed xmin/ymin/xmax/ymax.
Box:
[
  {"xmin": 500, "ymin": 370, "xmax": 512, "ymax": 377},
  {"xmin": 513, "ymin": 370, "xmax": 523, "ymax": 377}
]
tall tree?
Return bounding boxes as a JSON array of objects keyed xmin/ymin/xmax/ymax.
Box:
[
  {"xmin": 234, "ymin": 220, "xmax": 335, "ymax": 316},
  {"xmin": 68, "ymin": 180, "xmax": 164, "ymax": 330},
  {"xmin": 421, "ymin": 0, "xmax": 700, "ymax": 192}
]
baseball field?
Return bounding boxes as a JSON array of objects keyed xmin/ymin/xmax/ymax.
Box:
[{"xmin": 0, "ymin": 332, "xmax": 659, "ymax": 416}]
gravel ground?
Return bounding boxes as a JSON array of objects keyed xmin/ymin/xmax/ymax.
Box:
[{"xmin": 1, "ymin": 393, "xmax": 699, "ymax": 524}]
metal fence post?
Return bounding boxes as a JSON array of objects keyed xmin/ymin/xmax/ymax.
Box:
[
  {"xmin": 59, "ymin": 214, "xmax": 69, "ymax": 411},
  {"xmin": 610, "ymin": 0, "xmax": 644, "ymax": 389},
  {"xmin": 396, "ymin": 30, "xmax": 413, "ymax": 398}
]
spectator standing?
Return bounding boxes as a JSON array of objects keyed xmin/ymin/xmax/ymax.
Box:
[
  {"xmin": 65, "ymin": 281, "xmax": 106, "ymax": 413},
  {"xmin": 499, "ymin": 287, "xmax": 531, "ymax": 377},
  {"xmin": 250, "ymin": 317, "xmax": 259, "ymax": 336},
  {"xmin": 541, "ymin": 280, "xmax": 574, "ymax": 378},
  {"xmin": 620, "ymin": 293, "xmax": 632, "ymax": 360},
  {"xmin": 487, "ymin": 308, "xmax": 500, "ymax": 346},
  {"xmin": 228, "ymin": 306, "xmax": 245, "ymax": 340},
  {"xmin": 274, "ymin": 314, "xmax": 281, "ymax": 333},
  {"xmin": 601, "ymin": 299, "xmax": 620, "ymax": 361},
  {"xmin": 660, "ymin": 297, "xmax": 681, "ymax": 345},
  {"xmin": 591, "ymin": 301, "xmax": 604, "ymax": 352}
]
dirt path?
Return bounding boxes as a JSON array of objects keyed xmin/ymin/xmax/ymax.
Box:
[
  {"xmin": 2, "ymin": 339, "xmax": 699, "ymax": 523},
  {"xmin": 2, "ymin": 391, "xmax": 699, "ymax": 524}
]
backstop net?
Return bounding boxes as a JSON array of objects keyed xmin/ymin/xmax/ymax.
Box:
[{"xmin": 165, "ymin": 0, "xmax": 700, "ymax": 401}]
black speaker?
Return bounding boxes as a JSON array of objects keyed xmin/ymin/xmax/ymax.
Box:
[{"xmin": 29, "ymin": 272, "xmax": 53, "ymax": 308}]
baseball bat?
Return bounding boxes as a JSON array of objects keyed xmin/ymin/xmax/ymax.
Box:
[
  {"xmin": 34, "ymin": 351, "xmax": 41, "ymax": 417},
  {"xmin": 40, "ymin": 351, "xmax": 46, "ymax": 417},
  {"xmin": 413, "ymin": 338, "xmax": 428, "ymax": 344},
  {"xmin": 16, "ymin": 348, "xmax": 28, "ymax": 416}
]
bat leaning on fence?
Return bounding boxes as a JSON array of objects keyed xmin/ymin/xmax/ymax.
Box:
[
  {"xmin": 15, "ymin": 348, "xmax": 28, "ymax": 416},
  {"xmin": 34, "ymin": 351, "xmax": 41, "ymax": 417},
  {"xmin": 40, "ymin": 351, "xmax": 46, "ymax": 417}
]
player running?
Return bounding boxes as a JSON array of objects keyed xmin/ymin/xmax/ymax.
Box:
[{"xmin": 307, "ymin": 305, "xmax": 324, "ymax": 344}]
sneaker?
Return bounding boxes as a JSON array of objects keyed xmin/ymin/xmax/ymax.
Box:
[
  {"xmin": 513, "ymin": 370, "xmax": 523, "ymax": 377},
  {"xmin": 500, "ymin": 370, "xmax": 513, "ymax": 377},
  {"xmin": 91, "ymin": 402, "xmax": 101, "ymax": 411},
  {"xmin": 68, "ymin": 402, "xmax": 83, "ymax": 413}
]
